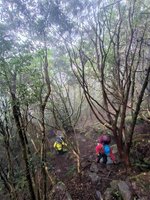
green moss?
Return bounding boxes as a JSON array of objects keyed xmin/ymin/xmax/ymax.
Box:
[
  {"xmin": 130, "ymin": 172, "xmax": 150, "ymax": 193},
  {"xmin": 47, "ymin": 151, "xmax": 55, "ymax": 158},
  {"xmin": 65, "ymin": 165, "xmax": 76, "ymax": 176},
  {"xmin": 111, "ymin": 189, "xmax": 123, "ymax": 200}
]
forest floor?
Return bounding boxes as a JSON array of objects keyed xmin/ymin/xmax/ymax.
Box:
[{"xmin": 48, "ymin": 121, "xmax": 150, "ymax": 200}]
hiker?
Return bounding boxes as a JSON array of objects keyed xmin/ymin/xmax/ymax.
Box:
[
  {"xmin": 96, "ymin": 134, "xmax": 115, "ymax": 164},
  {"xmin": 53, "ymin": 135, "xmax": 67, "ymax": 155}
]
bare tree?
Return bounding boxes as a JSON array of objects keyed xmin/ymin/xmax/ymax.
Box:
[
  {"xmin": 66, "ymin": 0, "xmax": 150, "ymax": 166},
  {"xmin": 49, "ymin": 74, "xmax": 84, "ymax": 133}
]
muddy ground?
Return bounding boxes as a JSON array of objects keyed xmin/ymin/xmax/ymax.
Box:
[{"xmin": 48, "ymin": 122, "xmax": 150, "ymax": 200}]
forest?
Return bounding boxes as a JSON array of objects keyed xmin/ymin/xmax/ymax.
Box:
[{"xmin": 0, "ymin": 0, "xmax": 150, "ymax": 199}]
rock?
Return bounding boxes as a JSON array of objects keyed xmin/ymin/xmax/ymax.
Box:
[
  {"xmin": 81, "ymin": 160, "xmax": 89, "ymax": 168},
  {"xmin": 98, "ymin": 157, "xmax": 113, "ymax": 165},
  {"xmin": 51, "ymin": 181, "xmax": 72, "ymax": 200},
  {"xmin": 104, "ymin": 188, "xmax": 113, "ymax": 200},
  {"xmin": 111, "ymin": 144, "xmax": 118, "ymax": 154},
  {"xmin": 109, "ymin": 180, "xmax": 120, "ymax": 190},
  {"xmin": 90, "ymin": 163, "xmax": 99, "ymax": 173},
  {"xmin": 130, "ymin": 172, "xmax": 150, "ymax": 200},
  {"xmin": 104, "ymin": 180, "xmax": 133, "ymax": 200},
  {"xmin": 88, "ymin": 155, "xmax": 94, "ymax": 162},
  {"xmin": 56, "ymin": 169, "xmax": 61, "ymax": 174},
  {"xmin": 81, "ymin": 138, "xmax": 86, "ymax": 142},
  {"xmin": 96, "ymin": 190, "xmax": 103, "ymax": 200},
  {"xmin": 118, "ymin": 181, "xmax": 132, "ymax": 200},
  {"xmin": 88, "ymin": 171, "xmax": 101, "ymax": 184},
  {"xmin": 106, "ymin": 157, "xmax": 113, "ymax": 164}
]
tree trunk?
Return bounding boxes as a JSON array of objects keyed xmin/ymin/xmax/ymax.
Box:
[
  {"xmin": 11, "ymin": 93, "xmax": 36, "ymax": 200},
  {"xmin": 39, "ymin": 106, "xmax": 47, "ymax": 200}
]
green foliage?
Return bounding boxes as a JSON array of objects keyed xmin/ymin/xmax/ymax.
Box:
[
  {"xmin": 65, "ymin": 165, "xmax": 76, "ymax": 176},
  {"xmin": 28, "ymin": 153, "xmax": 42, "ymax": 171},
  {"xmin": 0, "ymin": 0, "xmax": 149, "ymax": 199},
  {"xmin": 112, "ymin": 189, "xmax": 123, "ymax": 200},
  {"xmin": 47, "ymin": 151, "xmax": 55, "ymax": 159},
  {"xmin": 11, "ymin": 168, "xmax": 28, "ymax": 192},
  {"xmin": 129, "ymin": 172, "xmax": 150, "ymax": 197},
  {"xmin": 125, "ymin": 116, "xmax": 144, "ymax": 125},
  {"xmin": 15, "ymin": 173, "xmax": 27, "ymax": 191}
]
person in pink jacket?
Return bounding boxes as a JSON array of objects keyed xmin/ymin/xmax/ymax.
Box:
[{"xmin": 96, "ymin": 134, "xmax": 115, "ymax": 164}]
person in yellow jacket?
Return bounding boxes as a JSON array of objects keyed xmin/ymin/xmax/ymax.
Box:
[{"xmin": 53, "ymin": 136, "xmax": 67, "ymax": 154}]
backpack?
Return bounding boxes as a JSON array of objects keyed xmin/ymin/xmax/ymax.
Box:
[
  {"xmin": 103, "ymin": 145, "xmax": 110, "ymax": 156},
  {"xmin": 56, "ymin": 137, "xmax": 63, "ymax": 143}
]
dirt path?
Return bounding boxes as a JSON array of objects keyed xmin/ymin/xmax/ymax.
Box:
[
  {"xmin": 48, "ymin": 122, "xmax": 150, "ymax": 199},
  {"xmin": 48, "ymin": 132, "xmax": 122, "ymax": 199}
]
